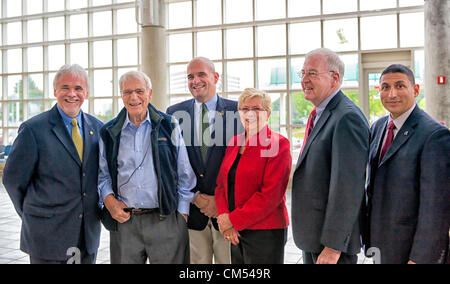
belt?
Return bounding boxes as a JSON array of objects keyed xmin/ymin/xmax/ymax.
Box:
[{"xmin": 123, "ymin": 208, "xmax": 159, "ymax": 216}]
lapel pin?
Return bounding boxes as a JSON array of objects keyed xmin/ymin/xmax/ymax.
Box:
[
  {"xmin": 404, "ymin": 131, "xmax": 409, "ymax": 136},
  {"xmin": 219, "ymin": 111, "xmax": 224, "ymax": 116},
  {"xmin": 90, "ymin": 130, "xmax": 94, "ymax": 135}
]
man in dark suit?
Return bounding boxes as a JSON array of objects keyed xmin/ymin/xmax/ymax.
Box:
[
  {"xmin": 3, "ymin": 64, "xmax": 103, "ymax": 264},
  {"xmin": 167, "ymin": 57, "xmax": 242, "ymax": 264},
  {"xmin": 364, "ymin": 64, "xmax": 450, "ymax": 264},
  {"xmin": 291, "ymin": 48, "xmax": 370, "ymax": 264}
]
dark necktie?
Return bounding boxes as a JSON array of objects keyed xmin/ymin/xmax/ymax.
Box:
[
  {"xmin": 200, "ymin": 103, "xmax": 210, "ymax": 162},
  {"xmin": 300, "ymin": 107, "xmax": 317, "ymax": 154},
  {"xmin": 379, "ymin": 121, "xmax": 395, "ymax": 163}
]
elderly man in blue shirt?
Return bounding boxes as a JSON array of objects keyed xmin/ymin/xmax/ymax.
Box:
[{"xmin": 98, "ymin": 70, "xmax": 196, "ymax": 264}]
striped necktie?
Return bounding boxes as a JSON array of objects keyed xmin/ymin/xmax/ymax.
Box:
[{"xmin": 71, "ymin": 118, "xmax": 83, "ymax": 162}]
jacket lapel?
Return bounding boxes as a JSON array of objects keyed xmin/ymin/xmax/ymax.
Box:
[
  {"xmin": 49, "ymin": 106, "xmax": 82, "ymax": 167},
  {"xmin": 82, "ymin": 113, "xmax": 95, "ymax": 165},
  {"xmin": 370, "ymin": 117, "xmax": 388, "ymax": 166}
]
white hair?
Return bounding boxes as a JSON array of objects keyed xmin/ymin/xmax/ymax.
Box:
[
  {"xmin": 53, "ymin": 64, "xmax": 89, "ymax": 90},
  {"xmin": 119, "ymin": 70, "xmax": 153, "ymax": 91},
  {"xmin": 306, "ymin": 48, "xmax": 345, "ymax": 84}
]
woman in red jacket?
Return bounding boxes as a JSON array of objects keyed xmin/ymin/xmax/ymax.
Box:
[{"xmin": 215, "ymin": 88, "xmax": 292, "ymax": 264}]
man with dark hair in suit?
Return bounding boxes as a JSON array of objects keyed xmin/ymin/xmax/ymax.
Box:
[
  {"xmin": 3, "ymin": 64, "xmax": 103, "ymax": 264},
  {"xmin": 291, "ymin": 48, "xmax": 370, "ymax": 264},
  {"xmin": 167, "ymin": 57, "xmax": 242, "ymax": 264},
  {"xmin": 364, "ymin": 64, "xmax": 450, "ymax": 264}
]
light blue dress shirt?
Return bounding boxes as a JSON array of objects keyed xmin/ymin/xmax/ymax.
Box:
[
  {"xmin": 57, "ymin": 104, "xmax": 84, "ymax": 140},
  {"xmin": 314, "ymin": 89, "xmax": 340, "ymax": 125},
  {"xmin": 98, "ymin": 111, "xmax": 196, "ymax": 215}
]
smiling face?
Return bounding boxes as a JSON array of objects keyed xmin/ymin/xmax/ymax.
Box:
[
  {"xmin": 121, "ymin": 76, "xmax": 152, "ymax": 125},
  {"xmin": 239, "ymin": 96, "xmax": 270, "ymax": 136},
  {"xmin": 379, "ymin": 72, "xmax": 419, "ymax": 119},
  {"xmin": 187, "ymin": 59, "xmax": 219, "ymax": 103},
  {"xmin": 301, "ymin": 54, "xmax": 340, "ymax": 106},
  {"xmin": 54, "ymin": 72, "xmax": 89, "ymax": 118}
]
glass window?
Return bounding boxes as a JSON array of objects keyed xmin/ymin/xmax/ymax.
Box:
[
  {"xmin": 399, "ymin": 0, "xmax": 423, "ymax": 7},
  {"xmin": 92, "ymin": 0, "xmax": 111, "ymax": 6},
  {"xmin": 94, "ymin": 99, "xmax": 113, "ymax": 122},
  {"xmin": 7, "ymin": 22, "xmax": 22, "ymax": 46},
  {"xmin": 324, "ymin": 18, "xmax": 358, "ymax": 52},
  {"xmin": 290, "ymin": 57, "xmax": 305, "ymax": 89},
  {"xmin": 116, "ymin": 8, "xmax": 138, "ymax": 34},
  {"xmin": 169, "ymin": 64, "xmax": 189, "ymax": 94},
  {"xmin": 340, "ymin": 54, "xmax": 359, "ymax": 89},
  {"xmin": 47, "ymin": 0, "xmax": 65, "ymax": 12},
  {"xmin": 48, "ymin": 45, "xmax": 66, "ymax": 71},
  {"xmin": 93, "ymin": 70, "xmax": 113, "ymax": 97},
  {"xmin": 168, "ymin": 33, "xmax": 192, "ymax": 63},
  {"xmin": 225, "ymin": 0, "xmax": 253, "ymax": 24},
  {"xmin": 361, "ymin": 15, "xmax": 397, "ymax": 50},
  {"xmin": 7, "ymin": 75, "xmax": 23, "ymax": 100},
  {"xmin": 28, "ymin": 19, "xmax": 43, "ymax": 43},
  {"xmin": 257, "ymin": 59, "xmax": 286, "ymax": 90},
  {"xmin": 70, "ymin": 42, "xmax": 88, "ymax": 68},
  {"xmin": 7, "ymin": 0, "xmax": 22, "ymax": 17},
  {"xmin": 7, "ymin": 49, "xmax": 22, "ymax": 74},
  {"xmin": 256, "ymin": 0, "xmax": 285, "ymax": 21},
  {"xmin": 48, "ymin": 17, "xmax": 65, "ymax": 41},
  {"xmin": 93, "ymin": 11, "xmax": 112, "ymax": 37},
  {"xmin": 70, "ymin": 14, "xmax": 88, "ymax": 39},
  {"xmin": 27, "ymin": 47, "xmax": 44, "ymax": 72},
  {"xmin": 168, "ymin": 1, "xmax": 192, "ymax": 29},
  {"xmin": 400, "ymin": 12, "xmax": 424, "ymax": 48},
  {"xmin": 69, "ymin": 0, "xmax": 87, "ymax": 10},
  {"xmin": 117, "ymin": 38, "xmax": 138, "ymax": 66},
  {"xmin": 226, "ymin": 28, "xmax": 253, "ymax": 59},
  {"xmin": 197, "ymin": 30, "xmax": 222, "ymax": 60},
  {"xmin": 27, "ymin": 74, "xmax": 44, "ymax": 99},
  {"xmin": 196, "ymin": 0, "xmax": 221, "ymax": 27},
  {"xmin": 93, "ymin": 40, "xmax": 112, "ymax": 67},
  {"xmin": 27, "ymin": 101, "xmax": 44, "ymax": 119},
  {"xmin": 359, "ymin": 0, "xmax": 396, "ymax": 10},
  {"xmin": 226, "ymin": 60, "xmax": 254, "ymax": 92},
  {"xmin": 290, "ymin": 22, "xmax": 321, "ymax": 55},
  {"xmin": 257, "ymin": 25, "xmax": 286, "ymax": 57},
  {"xmin": 26, "ymin": 0, "xmax": 43, "ymax": 15},
  {"xmin": 48, "ymin": 72, "xmax": 56, "ymax": 96},
  {"xmin": 289, "ymin": 0, "xmax": 320, "ymax": 18},
  {"xmin": 323, "ymin": 0, "xmax": 357, "ymax": 14}
]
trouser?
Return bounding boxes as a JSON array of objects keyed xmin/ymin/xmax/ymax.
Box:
[
  {"xmin": 231, "ymin": 228, "xmax": 287, "ymax": 264},
  {"xmin": 302, "ymin": 250, "xmax": 358, "ymax": 264},
  {"xmin": 188, "ymin": 219, "xmax": 231, "ymax": 264},
  {"xmin": 110, "ymin": 211, "xmax": 189, "ymax": 264}
]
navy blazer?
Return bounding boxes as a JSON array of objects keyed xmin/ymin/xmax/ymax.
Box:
[
  {"xmin": 364, "ymin": 106, "xmax": 450, "ymax": 264},
  {"xmin": 292, "ymin": 91, "xmax": 370, "ymax": 255},
  {"xmin": 167, "ymin": 96, "xmax": 242, "ymax": 231},
  {"xmin": 3, "ymin": 105, "xmax": 103, "ymax": 261}
]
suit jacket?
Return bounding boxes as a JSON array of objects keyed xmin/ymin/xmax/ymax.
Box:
[
  {"xmin": 167, "ymin": 96, "xmax": 242, "ymax": 231},
  {"xmin": 291, "ymin": 91, "xmax": 370, "ymax": 255},
  {"xmin": 364, "ymin": 106, "xmax": 450, "ymax": 264},
  {"xmin": 215, "ymin": 126, "xmax": 291, "ymax": 231},
  {"xmin": 2, "ymin": 105, "xmax": 103, "ymax": 261}
]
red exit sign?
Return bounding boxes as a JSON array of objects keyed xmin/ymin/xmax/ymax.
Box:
[{"xmin": 437, "ymin": 76, "xmax": 446, "ymax": 85}]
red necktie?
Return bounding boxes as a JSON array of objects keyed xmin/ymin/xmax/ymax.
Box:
[
  {"xmin": 300, "ymin": 108, "xmax": 317, "ymax": 154},
  {"xmin": 379, "ymin": 121, "xmax": 395, "ymax": 163}
]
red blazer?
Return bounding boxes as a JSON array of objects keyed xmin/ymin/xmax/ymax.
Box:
[{"xmin": 215, "ymin": 126, "xmax": 291, "ymax": 231}]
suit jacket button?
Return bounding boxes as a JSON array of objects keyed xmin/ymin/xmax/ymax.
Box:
[{"xmin": 79, "ymin": 214, "xmax": 83, "ymax": 219}]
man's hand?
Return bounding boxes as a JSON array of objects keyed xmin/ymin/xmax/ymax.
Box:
[
  {"xmin": 194, "ymin": 194, "xmax": 209, "ymax": 209},
  {"xmin": 198, "ymin": 194, "xmax": 218, "ymax": 218},
  {"xmin": 316, "ymin": 247, "xmax": 342, "ymax": 264},
  {"xmin": 408, "ymin": 260, "xmax": 416, "ymax": 264},
  {"xmin": 104, "ymin": 194, "xmax": 130, "ymax": 223},
  {"xmin": 217, "ymin": 213, "xmax": 233, "ymax": 233}
]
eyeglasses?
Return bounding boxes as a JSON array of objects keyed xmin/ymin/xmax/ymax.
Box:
[
  {"xmin": 298, "ymin": 70, "xmax": 335, "ymax": 79},
  {"xmin": 238, "ymin": 107, "xmax": 266, "ymax": 113},
  {"xmin": 121, "ymin": 88, "xmax": 147, "ymax": 96}
]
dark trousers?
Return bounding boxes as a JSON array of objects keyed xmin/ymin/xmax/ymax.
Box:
[
  {"xmin": 110, "ymin": 211, "xmax": 190, "ymax": 264},
  {"xmin": 302, "ymin": 250, "xmax": 358, "ymax": 264},
  {"xmin": 231, "ymin": 228, "xmax": 287, "ymax": 264}
]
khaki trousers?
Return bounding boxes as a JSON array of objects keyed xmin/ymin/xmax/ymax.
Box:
[{"xmin": 188, "ymin": 219, "xmax": 231, "ymax": 264}]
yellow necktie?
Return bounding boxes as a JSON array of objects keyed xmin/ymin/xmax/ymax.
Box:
[{"xmin": 71, "ymin": 118, "xmax": 83, "ymax": 162}]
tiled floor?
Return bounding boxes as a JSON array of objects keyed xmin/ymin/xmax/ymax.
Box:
[{"xmin": 0, "ymin": 183, "xmax": 371, "ymax": 264}]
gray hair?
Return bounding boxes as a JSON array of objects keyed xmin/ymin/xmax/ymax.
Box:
[
  {"xmin": 306, "ymin": 48, "xmax": 345, "ymax": 85},
  {"xmin": 119, "ymin": 70, "xmax": 153, "ymax": 91},
  {"xmin": 188, "ymin": 57, "xmax": 216, "ymax": 73},
  {"xmin": 53, "ymin": 64, "xmax": 89, "ymax": 90}
]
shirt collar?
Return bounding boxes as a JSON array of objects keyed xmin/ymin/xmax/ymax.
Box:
[
  {"xmin": 123, "ymin": 110, "xmax": 151, "ymax": 130},
  {"xmin": 388, "ymin": 104, "xmax": 416, "ymax": 130},
  {"xmin": 195, "ymin": 94, "xmax": 218, "ymax": 111},
  {"xmin": 57, "ymin": 104, "xmax": 83, "ymax": 128},
  {"xmin": 316, "ymin": 89, "xmax": 340, "ymax": 116}
]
